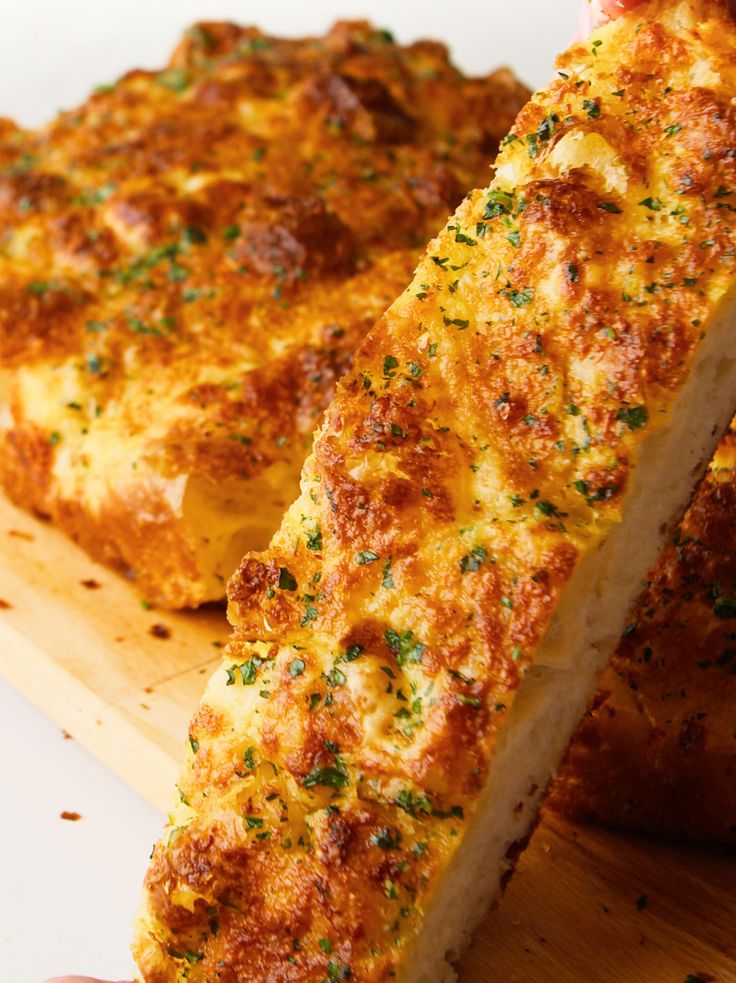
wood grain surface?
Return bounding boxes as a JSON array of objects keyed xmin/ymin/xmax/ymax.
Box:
[{"xmin": 0, "ymin": 492, "xmax": 733, "ymax": 983}]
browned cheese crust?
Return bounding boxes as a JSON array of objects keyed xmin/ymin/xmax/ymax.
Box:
[
  {"xmin": 0, "ymin": 21, "xmax": 528, "ymax": 607},
  {"xmin": 134, "ymin": 5, "xmax": 736, "ymax": 980},
  {"xmin": 554, "ymin": 427, "xmax": 736, "ymax": 847}
]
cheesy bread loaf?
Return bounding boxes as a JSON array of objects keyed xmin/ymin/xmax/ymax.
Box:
[
  {"xmin": 0, "ymin": 22, "xmax": 527, "ymax": 608},
  {"xmin": 134, "ymin": 2, "xmax": 736, "ymax": 980},
  {"xmin": 553, "ymin": 421, "xmax": 736, "ymax": 847}
]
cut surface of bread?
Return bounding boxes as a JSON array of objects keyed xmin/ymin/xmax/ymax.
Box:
[
  {"xmin": 0, "ymin": 21, "xmax": 528, "ymax": 608},
  {"xmin": 553, "ymin": 422, "xmax": 736, "ymax": 847},
  {"xmin": 133, "ymin": 2, "xmax": 736, "ymax": 980}
]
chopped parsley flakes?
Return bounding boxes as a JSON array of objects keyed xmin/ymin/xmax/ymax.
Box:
[
  {"xmin": 385, "ymin": 628, "xmax": 426, "ymax": 666},
  {"xmin": 278, "ymin": 567, "xmax": 298, "ymax": 591},
  {"xmin": 616, "ymin": 405, "xmax": 648, "ymax": 430},
  {"xmin": 460, "ymin": 546, "xmax": 487, "ymax": 573},
  {"xmin": 303, "ymin": 764, "xmax": 349, "ymax": 790}
]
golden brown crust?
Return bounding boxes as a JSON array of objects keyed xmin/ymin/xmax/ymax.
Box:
[
  {"xmin": 0, "ymin": 21, "xmax": 529, "ymax": 607},
  {"xmin": 134, "ymin": 4, "xmax": 736, "ymax": 978},
  {"xmin": 553, "ymin": 427, "xmax": 736, "ymax": 847}
]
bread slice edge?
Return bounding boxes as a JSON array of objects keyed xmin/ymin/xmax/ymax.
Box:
[{"xmin": 404, "ymin": 284, "xmax": 736, "ymax": 981}]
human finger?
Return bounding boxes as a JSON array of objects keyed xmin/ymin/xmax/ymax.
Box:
[
  {"xmin": 599, "ymin": 0, "xmax": 645, "ymax": 15},
  {"xmin": 579, "ymin": 0, "xmax": 643, "ymax": 38},
  {"xmin": 586, "ymin": 0, "xmax": 734, "ymax": 37},
  {"xmin": 43, "ymin": 976, "xmax": 131, "ymax": 983}
]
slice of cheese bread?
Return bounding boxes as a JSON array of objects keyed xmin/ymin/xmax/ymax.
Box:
[
  {"xmin": 0, "ymin": 21, "xmax": 527, "ymax": 607},
  {"xmin": 553, "ymin": 420, "xmax": 736, "ymax": 847},
  {"xmin": 133, "ymin": 2, "xmax": 736, "ymax": 979}
]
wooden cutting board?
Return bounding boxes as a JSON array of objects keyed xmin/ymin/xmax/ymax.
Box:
[{"xmin": 1, "ymin": 491, "xmax": 734, "ymax": 983}]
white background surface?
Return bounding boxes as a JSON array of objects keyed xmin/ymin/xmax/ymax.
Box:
[
  {"xmin": 0, "ymin": 3, "xmax": 574, "ymax": 981},
  {"xmin": 0, "ymin": 1, "xmax": 572, "ymax": 128}
]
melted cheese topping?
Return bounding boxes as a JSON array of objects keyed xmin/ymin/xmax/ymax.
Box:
[
  {"xmin": 135, "ymin": 2, "xmax": 736, "ymax": 980},
  {"xmin": 0, "ymin": 21, "xmax": 528, "ymax": 607}
]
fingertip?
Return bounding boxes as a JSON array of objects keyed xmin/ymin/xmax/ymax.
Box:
[
  {"xmin": 578, "ymin": 0, "xmax": 647, "ymax": 41},
  {"xmin": 43, "ymin": 977, "xmax": 132, "ymax": 983},
  {"xmin": 598, "ymin": 0, "xmax": 646, "ymax": 15},
  {"xmin": 578, "ymin": 2, "xmax": 597, "ymax": 39}
]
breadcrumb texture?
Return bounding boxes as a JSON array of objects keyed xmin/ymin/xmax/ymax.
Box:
[
  {"xmin": 554, "ymin": 425, "xmax": 736, "ymax": 847},
  {"xmin": 134, "ymin": 3, "xmax": 736, "ymax": 980},
  {"xmin": 0, "ymin": 21, "xmax": 527, "ymax": 607}
]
